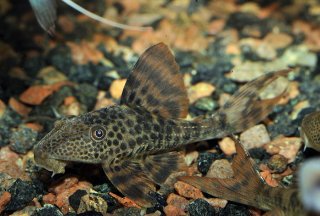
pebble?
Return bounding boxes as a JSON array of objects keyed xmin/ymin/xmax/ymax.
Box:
[
  {"xmin": 9, "ymin": 125, "xmax": 38, "ymax": 154},
  {"xmin": 264, "ymin": 32, "xmax": 293, "ymax": 49},
  {"xmin": 174, "ymin": 181, "xmax": 204, "ymax": 199},
  {"xmin": 5, "ymin": 179, "xmax": 37, "ymax": 211},
  {"xmin": 109, "ymin": 79, "xmax": 126, "ymax": 100},
  {"xmin": 240, "ymin": 124, "xmax": 271, "ymax": 149},
  {"xmin": 219, "ymin": 203, "xmax": 249, "ymax": 216},
  {"xmin": 264, "ymin": 137, "xmax": 302, "ymax": 163},
  {"xmin": 31, "ymin": 204, "xmax": 63, "ymax": 216},
  {"xmin": 37, "ymin": 66, "xmax": 68, "ymax": 85},
  {"xmin": 204, "ymin": 198, "xmax": 228, "ymax": 208},
  {"xmin": 267, "ymin": 154, "xmax": 288, "ymax": 173},
  {"xmin": 206, "ymin": 159, "xmax": 234, "ymax": 179},
  {"xmin": 188, "ymin": 82, "xmax": 215, "ymax": 104},
  {"xmin": 164, "ymin": 204, "xmax": 186, "ymax": 216},
  {"xmin": 218, "ymin": 137, "xmax": 236, "ymax": 155},
  {"xmin": 188, "ymin": 199, "xmax": 216, "ymax": 216},
  {"xmin": 194, "ymin": 97, "xmax": 217, "ymax": 111},
  {"xmin": 166, "ymin": 193, "xmax": 189, "ymax": 210},
  {"xmin": 0, "ymin": 191, "xmax": 11, "ymax": 214},
  {"xmin": 8, "ymin": 97, "xmax": 31, "ymax": 117},
  {"xmin": 0, "ymin": 100, "xmax": 5, "ymax": 117},
  {"xmin": 197, "ymin": 152, "xmax": 222, "ymax": 174},
  {"xmin": 184, "ymin": 151, "xmax": 199, "ymax": 166}
]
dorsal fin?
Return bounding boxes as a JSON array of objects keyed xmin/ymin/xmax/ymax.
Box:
[{"xmin": 120, "ymin": 43, "xmax": 189, "ymax": 119}]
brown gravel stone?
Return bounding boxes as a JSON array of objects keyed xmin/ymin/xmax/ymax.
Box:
[
  {"xmin": 240, "ymin": 124, "xmax": 271, "ymax": 149},
  {"xmin": 184, "ymin": 151, "xmax": 199, "ymax": 166},
  {"xmin": 188, "ymin": 82, "xmax": 215, "ymax": 104},
  {"xmin": 0, "ymin": 191, "xmax": 11, "ymax": 214},
  {"xmin": 163, "ymin": 204, "xmax": 186, "ymax": 216},
  {"xmin": 166, "ymin": 193, "xmax": 189, "ymax": 210},
  {"xmin": 9, "ymin": 97, "xmax": 31, "ymax": 117},
  {"xmin": 204, "ymin": 198, "xmax": 228, "ymax": 208},
  {"xmin": 206, "ymin": 159, "xmax": 234, "ymax": 179},
  {"xmin": 267, "ymin": 154, "xmax": 288, "ymax": 173},
  {"xmin": 109, "ymin": 79, "xmax": 127, "ymax": 100},
  {"xmin": 0, "ymin": 99, "xmax": 6, "ymax": 117},
  {"xmin": 174, "ymin": 181, "xmax": 204, "ymax": 199},
  {"xmin": 264, "ymin": 32, "xmax": 293, "ymax": 49},
  {"xmin": 218, "ymin": 137, "xmax": 236, "ymax": 155}
]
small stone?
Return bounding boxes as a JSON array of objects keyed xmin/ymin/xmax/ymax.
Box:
[
  {"xmin": 184, "ymin": 151, "xmax": 199, "ymax": 166},
  {"xmin": 9, "ymin": 125, "xmax": 38, "ymax": 154},
  {"xmin": 264, "ymin": 32, "xmax": 293, "ymax": 49},
  {"xmin": 0, "ymin": 99, "xmax": 6, "ymax": 118},
  {"xmin": 10, "ymin": 206, "xmax": 37, "ymax": 216},
  {"xmin": 240, "ymin": 124, "xmax": 271, "ymax": 149},
  {"xmin": 60, "ymin": 96, "xmax": 86, "ymax": 116},
  {"xmin": 219, "ymin": 203, "xmax": 249, "ymax": 216},
  {"xmin": 166, "ymin": 193, "xmax": 189, "ymax": 210},
  {"xmin": 194, "ymin": 97, "xmax": 217, "ymax": 111},
  {"xmin": 0, "ymin": 191, "xmax": 11, "ymax": 214},
  {"xmin": 206, "ymin": 159, "xmax": 234, "ymax": 179},
  {"xmin": 5, "ymin": 179, "xmax": 37, "ymax": 211},
  {"xmin": 188, "ymin": 199, "xmax": 216, "ymax": 216},
  {"xmin": 163, "ymin": 204, "xmax": 186, "ymax": 216},
  {"xmin": 37, "ymin": 66, "xmax": 68, "ymax": 85},
  {"xmin": 71, "ymin": 191, "xmax": 108, "ymax": 215},
  {"xmin": 112, "ymin": 207, "xmax": 141, "ymax": 215},
  {"xmin": 264, "ymin": 137, "xmax": 302, "ymax": 163},
  {"xmin": 291, "ymin": 100, "xmax": 310, "ymax": 120},
  {"xmin": 267, "ymin": 154, "xmax": 288, "ymax": 173},
  {"xmin": 31, "ymin": 204, "xmax": 63, "ymax": 216},
  {"xmin": 203, "ymin": 198, "xmax": 228, "ymax": 208},
  {"xmin": 188, "ymin": 82, "xmax": 215, "ymax": 104},
  {"xmin": 260, "ymin": 170, "xmax": 279, "ymax": 187},
  {"xmin": 9, "ymin": 98, "xmax": 31, "ymax": 117},
  {"xmin": 197, "ymin": 152, "xmax": 222, "ymax": 174},
  {"xmin": 174, "ymin": 181, "xmax": 204, "ymax": 199},
  {"xmin": 218, "ymin": 137, "xmax": 236, "ymax": 155},
  {"xmin": 109, "ymin": 79, "xmax": 126, "ymax": 100}
]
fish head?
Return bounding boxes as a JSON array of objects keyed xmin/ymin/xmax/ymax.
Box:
[{"xmin": 33, "ymin": 109, "xmax": 115, "ymax": 173}]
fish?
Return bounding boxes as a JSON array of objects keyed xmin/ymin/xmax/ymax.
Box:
[
  {"xmin": 33, "ymin": 42, "xmax": 290, "ymax": 207},
  {"xmin": 179, "ymin": 136, "xmax": 306, "ymax": 216},
  {"xmin": 301, "ymin": 111, "xmax": 320, "ymax": 152},
  {"xmin": 29, "ymin": 0, "xmax": 152, "ymax": 34}
]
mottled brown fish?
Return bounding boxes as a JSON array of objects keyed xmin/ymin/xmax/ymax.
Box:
[
  {"xmin": 179, "ymin": 137, "xmax": 305, "ymax": 216},
  {"xmin": 34, "ymin": 43, "xmax": 290, "ymax": 207},
  {"xmin": 301, "ymin": 111, "xmax": 320, "ymax": 152},
  {"xmin": 29, "ymin": 0, "xmax": 151, "ymax": 34}
]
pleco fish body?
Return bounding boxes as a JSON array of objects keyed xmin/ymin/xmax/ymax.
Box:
[
  {"xmin": 301, "ymin": 111, "xmax": 320, "ymax": 152},
  {"xmin": 180, "ymin": 137, "xmax": 305, "ymax": 216},
  {"xmin": 34, "ymin": 43, "xmax": 290, "ymax": 207}
]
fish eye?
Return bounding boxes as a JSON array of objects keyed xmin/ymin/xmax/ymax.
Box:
[{"xmin": 90, "ymin": 125, "xmax": 106, "ymax": 141}]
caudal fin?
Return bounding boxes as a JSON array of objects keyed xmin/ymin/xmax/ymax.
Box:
[
  {"xmin": 179, "ymin": 136, "xmax": 268, "ymax": 210},
  {"xmin": 214, "ymin": 69, "xmax": 291, "ymax": 136}
]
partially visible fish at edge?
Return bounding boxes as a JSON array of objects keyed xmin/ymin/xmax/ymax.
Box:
[
  {"xmin": 301, "ymin": 111, "xmax": 320, "ymax": 152},
  {"xmin": 179, "ymin": 136, "xmax": 306, "ymax": 216},
  {"xmin": 29, "ymin": 0, "xmax": 152, "ymax": 34},
  {"xmin": 33, "ymin": 43, "xmax": 291, "ymax": 207}
]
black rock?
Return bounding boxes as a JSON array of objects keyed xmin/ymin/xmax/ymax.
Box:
[
  {"xmin": 197, "ymin": 152, "xmax": 223, "ymax": 174},
  {"xmin": 77, "ymin": 211, "xmax": 103, "ymax": 216},
  {"xmin": 46, "ymin": 45, "xmax": 73, "ymax": 75},
  {"xmin": 31, "ymin": 204, "xmax": 63, "ymax": 216},
  {"xmin": 9, "ymin": 125, "xmax": 38, "ymax": 154},
  {"xmin": 74, "ymin": 84, "xmax": 98, "ymax": 111},
  {"xmin": 0, "ymin": 108, "xmax": 22, "ymax": 147},
  {"xmin": 218, "ymin": 203, "xmax": 250, "ymax": 216},
  {"xmin": 5, "ymin": 179, "xmax": 37, "ymax": 211},
  {"xmin": 188, "ymin": 198, "xmax": 216, "ymax": 216},
  {"xmin": 69, "ymin": 189, "xmax": 88, "ymax": 212},
  {"xmin": 248, "ymin": 148, "xmax": 271, "ymax": 161},
  {"xmin": 112, "ymin": 207, "xmax": 141, "ymax": 216}
]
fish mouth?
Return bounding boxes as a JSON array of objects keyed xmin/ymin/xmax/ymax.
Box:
[{"xmin": 33, "ymin": 148, "xmax": 67, "ymax": 175}]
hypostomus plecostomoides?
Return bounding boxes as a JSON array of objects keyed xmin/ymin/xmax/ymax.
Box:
[
  {"xmin": 180, "ymin": 136, "xmax": 319, "ymax": 216},
  {"xmin": 301, "ymin": 111, "xmax": 320, "ymax": 152},
  {"xmin": 34, "ymin": 43, "xmax": 290, "ymax": 207}
]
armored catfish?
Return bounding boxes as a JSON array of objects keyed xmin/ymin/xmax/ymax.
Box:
[{"xmin": 34, "ymin": 43, "xmax": 290, "ymax": 207}]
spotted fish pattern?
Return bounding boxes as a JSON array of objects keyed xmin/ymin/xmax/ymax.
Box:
[
  {"xmin": 34, "ymin": 43, "xmax": 290, "ymax": 207},
  {"xmin": 301, "ymin": 111, "xmax": 320, "ymax": 152},
  {"xmin": 179, "ymin": 137, "xmax": 305, "ymax": 216}
]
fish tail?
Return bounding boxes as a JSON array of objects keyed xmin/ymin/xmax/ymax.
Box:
[
  {"xmin": 205, "ymin": 69, "xmax": 291, "ymax": 137},
  {"xmin": 179, "ymin": 136, "xmax": 270, "ymax": 210}
]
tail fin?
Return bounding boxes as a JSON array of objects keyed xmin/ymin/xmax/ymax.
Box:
[
  {"xmin": 178, "ymin": 136, "xmax": 269, "ymax": 210},
  {"xmin": 213, "ymin": 69, "xmax": 291, "ymax": 136}
]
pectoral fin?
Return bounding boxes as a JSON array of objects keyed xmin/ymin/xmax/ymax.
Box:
[{"xmin": 102, "ymin": 159, "xmax": 156, "ymax": 207}]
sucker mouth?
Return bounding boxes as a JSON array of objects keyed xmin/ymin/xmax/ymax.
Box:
[{"xmin": 33, "ymin": 148, "xmax": 68, "ymax": 175}]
